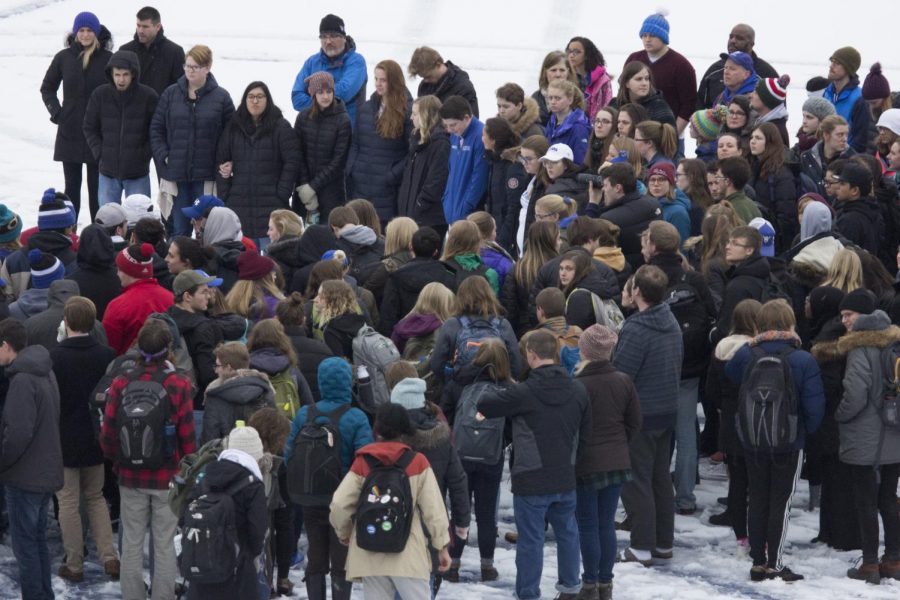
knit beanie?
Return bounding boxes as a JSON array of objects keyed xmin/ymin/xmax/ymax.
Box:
[
  {"xmin": 755, "ymin": 74, "xmax": 790, "ymax": 110},
  {"xmin": 830, "ymin": 46, "xmax": 862, "ymax": 78},
  {"xmin": 808, "ymin": 286, "xmax": 845, "ymax": 324},
  {"xmin": 0, "ymin": 205, "xmax": 22, "ymax": 244},
  {"xmin": 839, "ymin": 288, "xmax": 876, "ymax": 315},
  {"xmin": 802, "ymin": 96, "xmax": 836, "ymax": 121},
  {"xmin": 579, "ymin": 325, "xmax": 618, "ymax": 362},
  {"xmin": 862, "ymin": 62, "xmax": 891, "ymax": 101},
  {"xmin": 38, "ymin": 188, "xmax": 76, "ymax": 231},
  {"xmin": 690, "ymin": 106, "xmax": 727, "ymax": 141},
  {"xmin": 122, "ymin": 194, "xmax": 161, "ymax": 228},
  {"xmin": 28, "ymin": 249, "xmax": 65, "ymax": 289},
  {"xmin": 116, "ymin": 243, "xmax": 155, "ymax": 279},
  {"xmin": 225, "ymin": 425, "xmax": 264, "ymax": 462},
  {"xmin": 876, "ymin": 109, "xmax": 900, "ymax": 136},
  {"xmin": 639, "ymin": 12, "xmax": 670, "ymax": 45},
  {"xmin": 72, "ymin": 11, "xmax": 100, "ymax": 35},
  {"xmin": 319, "ymin": 14, "xmax": 346, "ymax": 36},
  {"xmin": 390, "ymin": 378, "xmax": 427, "ymax": 411},
  {"xmin": 237, "ymin": 251, "xmax": 275, "ymax": 281},
  {"xmin": 317, "ymin": 357, "xmax": 352, "ymax": 400},
  {"xmin": 647, "ymin": 162, "xmax": 675, "ymax": 186},
  {"xmin": 305, "ymin": 71, "xmax": 335, "ymax": 95}
]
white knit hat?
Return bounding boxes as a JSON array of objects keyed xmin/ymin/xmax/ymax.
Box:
[{"xmin": 225, "ymin": 425, "xmax": 264, "ymax": 462}]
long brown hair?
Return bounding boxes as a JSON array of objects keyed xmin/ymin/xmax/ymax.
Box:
[
  {"xmin": 472, "ymin": 338, "xmax": 513, "ymax": 382},
  {"xmin": 374, "ymin": 59, "xmax": 408, "ymax": 140},
  {"xmin": 679, "ymin": 158, "xmax": 713, "ymax": 211},
  {"xmin": 616, "ymin": 61, "xmax": 656, "ymax": 106},
  {"xmin": 515, "ymin": 221, "xmax": 559, "ymax": 291},
  {"xmin": 537, "ymin": 51, "xmax": 578, "ymax": 90},
  {"xmin": 753, "ymin": 122, "xmax": 785, "ymax": 178},
  {"xmin": 247, "ymin": 319, "xmax": 298, "ymax": 367},
  {"xmin": 558, "ymin": 250, "xmax": 593, "ymax": 296},
  {"xmin": 442, "ymin": 220, "xmax": 482, "ymax": 261},
  {"xmin": 701, "ymin": 203, "xmax": 741, "ymax": 276},
  {"xmin": 455, "ymin": 276, "xmax": 503, "ymax": 318}
]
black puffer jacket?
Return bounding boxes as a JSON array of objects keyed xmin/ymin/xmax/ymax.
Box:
[
  {"xmin": 379, "ymin": 258, "xmax": 456, "ymax": 336},
  {"xmin": 40, "ymin": 27, "xmax": 114, "ymax": 163},
  {"xmin": 287, "ymin": 225, "xmax": 339, "ymax": 295},
  {"xmin": 749, "ymin": 161, "xmax": 798, "ymax": 252},
  {"xmin": 347, "ymin": 92, "xmax": 412, "ymax": 221},
  {"xmin": 586, "ymin": 191, "xmax": 662, "ymax": 267},
  {"xmin": 711, "ymin": 256, "xmax": 770, "ymax": 345},
  {"xmin": 485, "ymin": 148, "xmax": 529, "ymax": 254},
  {"xmin": 834, "ymin": 196, "xmax": 885, "ymax": 256},
  {"xmin": 83, "ymin": 50, "xmax": 159, "ymax": 180},
  {"xmin": 530, "ymin": 247, "xmax": 620, "ymax": 321},
  {"xmin": 150, "ymin": 73, "xmax": 235, "ymax": 182},
  {"xmin": 167, "ymin": 305, "xmax": 223, "ymax": 404},
  {"xmin": 500, "ymin": 267, "xmax": 532, "ymax": 337},
  {"xmin": 609, "ymin": 91, "xmax": 675, "ymax": 128},
  {"xmin": 266, "ymin": 235, "xmax": 303, "ymax": 287},
  {"xmin": 545, "ymin": 167, "xmax": 589, "ymax": 213},
  {"xmin": 417, "ymin": 61, "xmax": 479, "ymax": 117},
  {"xmin": 216, "ymin": 106, "xmax": 300, "ymax": 238},
  {"xmin": 202, "ymin": 369, "xmax": 275, "ymax": 443},
  {"xmin": 66, "ymin": 224, "xmax": 122, "ymax": 320},
  {"xmin": 120, "ymin": 28, "xmax": 184, "ymax": 95},
  {"xmin": 283, "ymin": 325, "xmax": 333, "ymax": 402},
  {"xmin": 799, "ymin": 142, "xmax": 856, "ymax": 198},
  {"xmin": 294, "ymin": 99, "xmax": 352, "ymax": 216},
  {"xmin": 397, "ymin": 127, "xmax": 450, "ymax": 227},
  {"xmin": 322, "ymin": 313, "xmax": 367, "ymax": 360}
]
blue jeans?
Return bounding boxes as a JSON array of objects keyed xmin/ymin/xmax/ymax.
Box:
[
  {"xmin": 576, "ymin": 484, "xmax": 622, "ymax": 584},
  {"xmin": 6, "ymin": 487, "xmax": 53, "ymax": 599},
  {"xmin": 98, "ymin": 173, "xmax": 151, "ymax": 207},
  {"xmin": 169, "ymin": 181, "xmax": 205, "ymax": 237},
  {"xmin": 513, "ymin": 491, "xmax": 581, "ymax": 600},
  {"xmin": 674, "ymin": 377, "xmax": 699, "ymax": 510}
]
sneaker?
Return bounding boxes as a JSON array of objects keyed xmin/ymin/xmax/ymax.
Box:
[
  {"xmin": 504, "ymin": 531, "xmax": 518, "ymax": 544},
  {"xmin": 104, "ymin": 558, "xmax": 120, "ymax": 581},
  {"xmin": 847, "ymin": 559, "xmax": 881, "ymax": 585},
  {"xmin": 676, "ymin": 507, "xmax": 697, "ymax": 516},
  {"xmin": 768, "ymin": 567, "xmax": 804, "ymax": 582},
  {"xmin": 58, "ymin": 565, "xmax": 84, "ymax": 583},
  {"xmin": 736, "ymin": 538, "xmax": 750, "ymax": 557},
  {"xmin": 708, "ymin": 511, "xmax": 732, "ymax": 527},
  {"xmin": 621, "ymin": 547, "xmax": 652, "ymax": 567},
  {"xmin": 443, "ymin": 567, "xmax": 460, "ymax": 583},
  {"xmin": 699, "ymin": 460, "xmax": 729, "ymax": 481},
  {"xmin": 750, "ymin": 565, "xmax": 768, "ymax": 582},
  {"xmin": 481, "ymin": 566, "xmax": 498, "ymax": 582},
  {"xmin": 880, "ymin": 555, "xmax": 900, "ymax": 579}
]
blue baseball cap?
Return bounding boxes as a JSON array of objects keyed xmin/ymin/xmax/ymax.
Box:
[
  {"xmin": 181, "ymin": 195, "xmax": 224, "ymax": 220},
  {"xmin": 720, "ymin": 51, "xmax": 754, "ymax": 74}
]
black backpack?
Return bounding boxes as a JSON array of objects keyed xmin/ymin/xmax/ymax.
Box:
[
  {"xmin": 452, "ymin": 378, "xmax": 506, "ymax": 465},
  {"xmin": 355, "ymin": 449, "xmax": 415, "ymax": 553},
  {"xmin": 286, "ymin": 404, "xmax": 351, "ymax": 506},
  {"xmin": 665, "ymin": 275, "xmax": 712, "ymax": 376},
  {"xmin": 443, "ymin": 259, "xmax": 491, "ymax": 291},
  {"xmin": 179, "ymin": 474, "xmax": 255, "ymax": 584},
  {"xmin": 116, "ymin": 368, "xmax": 173, "ymax": 469},
  {"xmin": 736, "ymin": 346, "xmax": 799, "ymax": 453}
]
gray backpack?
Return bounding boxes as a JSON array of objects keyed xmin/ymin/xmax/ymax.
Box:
[
  {"xmin": 452, "ymin": 378, "xmax": 506, "ymax": 465},
  {"xmin": 352, "ymin": 326, "xmax": 401, "ymax": 409}
]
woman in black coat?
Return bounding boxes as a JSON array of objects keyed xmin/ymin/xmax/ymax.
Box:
[
  {"xmin": 608, "ymin": 62, "xmax": 676, "ymax": 129},
  {"xmin": 40, "ymin": 12, "xmax": 113, "ymax": 221},
  {"xmin": 749, "ymin": 123, "xmax": 798, "ymax": 252},
  {"xmin": 397, "ymin": 95, "xmax": 450, "ymax": 238},
  {"xmin": 482, "ymin": 118, "xmax": 527, "ymax": 255},
  {"xmin": 216, "ymin": 81, "xmax": 299, "ymax": 246},
  {"xmin": 346, "ymin": 60, "xmax": 412, "ymax": 224},
  {"xmin": 294, "ymin": 71, "xmax": 352, "ymax": 222},
  {"xmin": 275, "ymin": 292, "xmax": 334, "ymax": 402}
]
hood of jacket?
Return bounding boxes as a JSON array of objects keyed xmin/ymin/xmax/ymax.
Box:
[
  {"xmin": 731, "ymin": 255, "xmax": 771, "ymax": 280},
  {"xmin": 75, "ymin": 224, "xmax": 115, "ymax": 270},
  {"xmin": 12, "ymin": 288, "xmax": 49, "ymax": 318},
  {"xmin": 204, "ymin": 207, "xmax": 243, "ymax": 246},
  {"xmin": 46, "ymin": 279, "xmax": 79, "ymax": 308},
  {"xmin": 248, "ymin": 347, "xmax": 291, "ymax": 376},
  {"xmin": 318, "ymin": 356, "xmax": 353, "ymax": 405},
  {"xmin": 27, "ymin": 230, "xmax": 73, "ymax": 255},
  {"xmin": 832, "ymin": 311, "xmax": 900, "ymax": 357},
  {"xmin": 296, "ymin": 225, "xmax": 338, "ymax": 265},
  {"xmin": 393, "ymin": 313, "xmax": 442, "ymax": 341},
  {"xmin": 800, "ymin": 201, "xmax": 833, "ymax": 241},
  {"xmin": 628, "ymin": 302, "xmax": 680, "ymax": 334},
  {"xmin": 266, "ymin": 235, "xmax": 303, "ymax": 268},
  {"xmin": 211, "ymin": 312, "xmax": 250, "ymax": 341},
  {"xmin": 593, "ymin": 246, "xmax": 626, "ymax": 272},
  {"xmin": 339, "ymin": 225, "xmax": 377, "ymax": 247},
  {"xmin": 205, "ymin": 369, "xmax": 274, "ymax": 406},
  {"xmin": 715, "ymin": 334, "xmax": 752, "ymax": 361},
  {"xmin": 402, "ymin": 411, "xmax": 450, "ymax": 451},
  {"xmin": 168, "ymin": 305, "xmax": 209, "ymax": 336},
  {"xmin": 105, "ymin": 49, "xmax": 140, "ymax": 81},
  {"xmin": 356, "ymin": 441, "xmax": 414, "ymax": 467},
  {"xmin": 319, "ymin": 34, "xmax": 358, "ymax": 67},
  {"xmin": 526, "ymin": 365, "xmax": 576, "ymax": 406},
  {"xmin": 756, "ymin": 103, "xmax": 788, "ymax": 125},
  {"xmin": 836, "ymin": 196, "xmax": 881, "ymax": 220},
  {"xmin": 6, "ymin": 344, "xmax": 52, "ymax": 378},
  {"xmin": 452, "ymin": 253, "xmax": 485, "ymax": 272},
  {"xmin": 648, "ymin": 252, "xmax": 686, "ymax": 286},
  {"xmin": 210, "ymin": 450, "xmax": 262, "ymax": 486}
]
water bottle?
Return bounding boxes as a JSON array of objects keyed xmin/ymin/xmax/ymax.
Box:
[{"xmin": 357, "ymin": 365, "xmax": 375, "ymax": 412}]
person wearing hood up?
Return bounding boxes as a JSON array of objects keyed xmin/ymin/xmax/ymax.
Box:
[
  {"xmin": 25, "ymin": 279, "xmax": 107, "ymax": 350},
  {"xmin": 184, "ymin": 424, "xmax": 269, "ymax": 600},
  {"xmin": 645, "ymin": 163, "xmax": 691, "ymax": 246},
  {"xmin": 329, "ymin": 206, "xmax": 385, "ymax": 286},
  {"xmin": 83, "ymin": 48, "xmax": 159, "ymax": 207},
  {"xmin": 9, "ymin": 250, "xmax": 67, "ymax": 321},
  {"xmin": 612, "ymin": 265, "xmax": 683, "ymax": 568},
  {"xmin": 66, "ymin": 224, "xmax": 122, "ymax": 319},
  {"xmin": 203, "ymin": 206, "xmax": 246, "ymax": 294},
  {"xmin": 40, "ymin": 11, "xmax": 113, "ymax": 221}
]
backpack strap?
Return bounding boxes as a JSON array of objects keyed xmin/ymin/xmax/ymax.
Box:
[
  {"xmin": 394, "ymin": 448, "xmax": 416, "ymax": 471},
  {"xmin": 305, "ymin": 403, "xmax": 321, "ymax": 424}
]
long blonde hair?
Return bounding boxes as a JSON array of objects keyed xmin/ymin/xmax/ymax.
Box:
[
  {"xmin": 414, "ymin": 95, "xmax": 442, "ymax": 144},
  {"xmin": 384, "ymin": 217, "xmax": 418, "ymax": 256},
  {"xmin": 225, "ymin": 277, "xmax": 285, "ymax": 320},
  {"xmin": 269, "ymin": 209, "xmax": 303, "ymax": 238},
  {"xmin": 409, "ymin": 282, "xmax": 456, "ymax": 321},
  {"xmin": 441, "ymin": 220, "xmax": 482, "ymax": 261},
  {"xmin": 316, "ymin": 279, "xmax": 359, "ymax": 324},
  {"xmin": 80, "ymin": 37, "xmax": 99, "ymax": 70},
  {"xmin": 820, "ymin": 248, "xmax": 863, "ymax": 293}
]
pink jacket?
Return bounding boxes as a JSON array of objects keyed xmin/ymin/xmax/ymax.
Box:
[{"xmin": 584, "ymin": 66, "xmax": 613, "ymax": 121}]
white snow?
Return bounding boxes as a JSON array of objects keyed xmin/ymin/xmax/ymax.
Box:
[{"xmin": 0, "ymin": 0, "xmax": 899, "ymax": 598}]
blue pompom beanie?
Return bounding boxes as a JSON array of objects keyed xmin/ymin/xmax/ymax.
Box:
[
  {"xmin": 640, "ymin": 12, "xmax": 670, "ymax": 45},
  {"xmin": 38, "ymin": 188, "xmax": 76, "ymax": 231},
  {"xmin": 29, "ymin": 249, "xmax": 65, "ymax": 289},
  {"xmin": 73, "ymin": 12, "xmax": 100, "ymax": 35}
]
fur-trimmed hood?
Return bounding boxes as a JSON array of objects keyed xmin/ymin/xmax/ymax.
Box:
[
  {"xmin": 509, "ymin": 97, "xmax": 541, "ymax": 137},
  {"xmin": 823, "ymin": 311, "xmax": 900, "ymax": 359},
  {"xmin": 714, "ymin": 334, "xmax": 752, "ymax": 361},
  {"xmin": 401, "ymin": 409, "xmax": 450, "ymax": 451}
]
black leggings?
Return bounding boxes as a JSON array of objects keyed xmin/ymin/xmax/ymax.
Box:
[
  {"xmin": 62, "ymin": 161, "xmax": 99, "ymax": 222},
  {"xmin": 849, "ymin": 462, "xmax": 900, "ymax": 564}
]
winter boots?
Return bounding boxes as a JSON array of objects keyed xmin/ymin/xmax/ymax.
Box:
[{"xmin": 847, "ymin": 561, "xmax": 881, "ymax": 585}]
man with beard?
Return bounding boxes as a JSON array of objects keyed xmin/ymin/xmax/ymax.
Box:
[
  {"xmin": 697, "ymin": 24, "xmax": 778, "ymax": 109},
  {"xmin": 120, "ymin": 6, "xmax": 184, "ymax": 95}
]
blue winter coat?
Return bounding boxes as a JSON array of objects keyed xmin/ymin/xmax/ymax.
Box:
[
  {"xmin": 823, "ymin": 77, "xmax": 871, "ymax": 153},
  {"xmin": 290, "ymin": 36, "xmax": 367, "ymax": 127},
  {"xmin": 346, "ymin": 92, "xmax": 412, "ymax": 221},
  {"xmin": 150, "ymin": 73, "xmax": 234, "ymax": 182},
  {"xmin": 659, "ymin": 189, "xmax": 692, "ymax": 247},
  {"xmin": 544, "ymin": 109, "xmax": 591, "ymax": 165},
  {"xmin": 443, "ymin": 119, "xmax": 489, "ymax": 224},
  {"xmin": 283, "ymin": 358, "xmax": 373, "ymax": 473},
  {"xmin": 479, "ymin": 243, "xmax": 514, "ymax": 289},
  {"xmin": 725, "ymin": 338, "xmax": 825, "ymax": 453}
]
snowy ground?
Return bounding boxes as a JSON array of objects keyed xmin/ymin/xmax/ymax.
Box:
[{"xmin": 1, "ymin": 0, "xmax": 900, "ymax": 597}]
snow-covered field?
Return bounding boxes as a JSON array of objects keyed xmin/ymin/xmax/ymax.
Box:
[{"xmin": 1, "ymin": 0, "xmax": 899, "ymax": 597}]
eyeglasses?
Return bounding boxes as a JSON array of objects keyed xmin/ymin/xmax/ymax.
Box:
[
  {"xmin": 725, "ymin": 240, "xmax": 751, "ymax": 248},
  {"xmin": 183, "ymin": 64, "xmax": 206, "ymax": 72},
  {"xmin": 594, "ymin": 118, "xmax": 613, "ymax": 125},
  {"xmin": 727, "ymin": 110, "xmax": 746, "ymax": 117},
  {"xmin": 319, "ymin": 33, "xmax": 342, "ymax": 40},
  {"xmin": 247, "ymin": 94, "xmax": 267, "ymax": 102}
]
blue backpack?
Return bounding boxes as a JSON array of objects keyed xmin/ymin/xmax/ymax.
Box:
[{"xmin": 450, "ymin": 317, "xmax": 502, "ymax": 374}]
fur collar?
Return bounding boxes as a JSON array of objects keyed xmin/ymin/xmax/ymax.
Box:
[
  {"xmin": 402, "ymin": 415, "xmax": 450, "ymax": 451},
  {"xmin": 715, "ymin": 334, "xmax": 752, "ymax": 361},
  {"xmin": 509, "ymin": 97, "xmax": 541, "ymax": 137},
  {"xmin": 834, "ymin": 320, "xmax": 900, "ymax": 357}
]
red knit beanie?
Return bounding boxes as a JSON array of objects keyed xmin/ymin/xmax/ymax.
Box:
[
  {"xmin": 237, "ymin": 251, "xmax": 275, "ymax": 281},
  {"xmin": 116, "ymin": 243, "xmax": 155, "ymax": 279}
]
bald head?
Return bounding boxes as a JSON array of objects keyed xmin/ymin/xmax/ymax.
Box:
[{"xmin": 728, "ymin": 24, "xmax": 755, "ymax": 53}]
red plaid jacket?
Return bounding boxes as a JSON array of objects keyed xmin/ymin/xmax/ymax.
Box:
[{"xmin": 100, "ymin": 363, "xmax": 196, "ymax": 490}]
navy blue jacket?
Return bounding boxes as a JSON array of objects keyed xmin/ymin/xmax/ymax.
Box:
[
  {"xmin": 485, "ymin": 148, "xmax": 528, "ymax": 253},
  {"xmin": 346, "ymin": 92, "xmax": 412, "ymax": 221},
  {"xmin": 397, "ymin": 127, "xmax": 450, "ymax": 227},
  {"xmin": 150, "ymin": 73, "xmax": 235, "ymax": 182}
]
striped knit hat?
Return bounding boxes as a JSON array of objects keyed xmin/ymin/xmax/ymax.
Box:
[
  {"xmin": 38, "ymin": 188, "xmax": 76, "ymax": 231},
  {"xmin": 28, "ymin": 249, "xmax": 65, "ymax": 289},
  {"xmin": 690, "ymin": 106, "xmax": 727, "ymax": 141},
  {"xmin": 754, "ymin": 75, "xmax": 790, "ymax": 110}
]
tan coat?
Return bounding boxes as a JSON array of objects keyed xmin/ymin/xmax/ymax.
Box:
[{"xmin": 329, "ymin": 441, "xmax": 451, "ymax": 581}]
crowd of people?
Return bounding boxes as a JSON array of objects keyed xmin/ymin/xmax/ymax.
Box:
[{"xmin": 2, "ymin": 4, "xmax": 900, "ymax": 600}]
